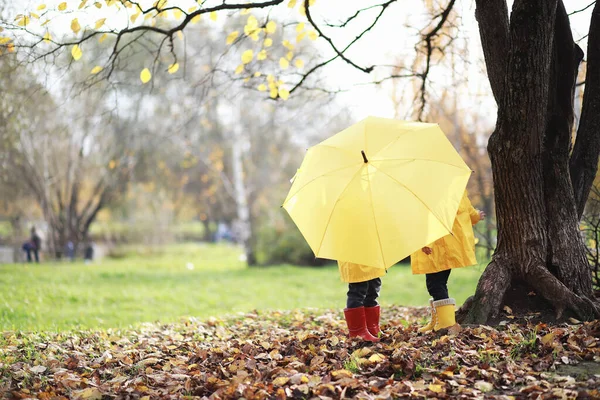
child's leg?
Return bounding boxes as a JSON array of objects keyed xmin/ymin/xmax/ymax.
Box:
[
  {"xmin": 346, "ymin": 281, "xmax": 369, "ymax": 308},
  {"xmin": 364, "ymin": 278, "xmax": 382, "ymax": 307},
  {"xmin": 425, "ymin": 269, "xmax": 451, "ymax": 300},
  {"xmin": 364, "ymin": 278, "xmax": 382, "ymax": 335}
]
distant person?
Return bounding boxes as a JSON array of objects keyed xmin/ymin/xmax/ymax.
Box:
[
  {"xmin": 65, "ymin": 240, "xmax": 75, "ymax": 261},
  {"xmin": 22, "ymin": 227, "xmax": 41, "ymax": 263},
  {"xmin": 84, "ymin": 241, "xmax": 94, "ymax": 264}
]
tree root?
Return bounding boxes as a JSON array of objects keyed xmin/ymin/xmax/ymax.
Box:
[
  {"xmin": 525, "ymin": 263, "xmax": 600, "ymax": 321},
  {"xmin": 460, "ymin": 260, "xmax": 512, "ymax": 324}
]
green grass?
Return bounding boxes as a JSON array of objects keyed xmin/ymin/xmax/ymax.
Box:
[{"xmin": 0, "ymin": 243, "xmax": 484, "ymax": 331}]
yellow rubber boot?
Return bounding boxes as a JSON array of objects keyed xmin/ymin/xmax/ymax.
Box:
[
  {"xmin": 418, "ymin": 298, "xmax": 436, "ymax": 333},
  {"xmin": 433, "ymin": 298, "xmax": 457, "ymax": 331}
]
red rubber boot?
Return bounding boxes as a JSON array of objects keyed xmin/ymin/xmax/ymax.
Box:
[{"xmin": 343, "ymin": 307, "xmax": 379, "ymax": 342}]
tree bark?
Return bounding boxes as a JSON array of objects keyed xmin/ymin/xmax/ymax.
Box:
[
  {"xmin": 542, "ymin": 1, "xmax": 591, "ymax": 296},
  {"xmin": 570, "ymin": 3, "xmax": 600, "ymax": 218},
  {"xmin": 474, "ymin": 0, "xmax": 509, "ymax": 104},
  {"xmin": 463, "ymin": 0, "xmax": 600, "ymax": 324}
]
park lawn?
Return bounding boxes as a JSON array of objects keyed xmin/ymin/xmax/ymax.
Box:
[{"xmin": 0, "ymin": 243, "xmax": 484, "ymax": 331}]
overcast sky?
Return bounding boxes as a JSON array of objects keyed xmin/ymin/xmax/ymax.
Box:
[{"xmin": 11, "ymin": 0, "xmax": 597, "ymax": 126}]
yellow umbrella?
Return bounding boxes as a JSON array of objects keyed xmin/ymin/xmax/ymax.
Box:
[{"xmin": 282, "ymin": 116, "xmax": 472, "ymax": 270}]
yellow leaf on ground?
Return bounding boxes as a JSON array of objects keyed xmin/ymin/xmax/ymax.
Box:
[
  {"xmin": 37, "ymin": 4, "xmax": 47, "ymax": 10},
  {"xmin": 90, "ymin": 65, "xmax": 103, "ymax": 74},
  {"xmin": 235, "ymin": 64, "xmax": 244, "ymax": 74},
  {"xmin": 429, "ymin": 384, "xmax": 444, "ymax": 393},
  {"xmin": 308, "ymin": 30, "xmax": 318, "ymax": 40},
  {"xmin": 257, "ymin": 49, "xmax": 267, "ymax": 61},
  {"xmin": 286, "ymin": 51, "xmax": 293, "ymax": 61},
  {"xmin": 278, "ymin": 87, "xmax": 290, "ymax": 100},
  {"xmin": 254, "ymin": 71, "xmax": 261, "ymax": 77},
  {"xmin": 273, "ymin": 376, "xmax": 289, "ymax": 386},
  {"xmin": 269, "ymin": 88, "xmax": 278, "ymax": 98},
  {"xmin": 241, "ymin": 8, "xmax": 250, "ymax": 15},
  {"xmin": 94, "ymin": 2, "xmax": 102, "ymax": 8},
  {"xmin": 331, "ymin": 369, "xmax": 353, "ymax": 379},
  {"xmin": 210, "ymin": 11, "xmax": 217, "ymax": 21},
  {"xmin": 296, "ymin": 22, "xmax": 305, "ymax": 32},
  {"xmin": 279, "ymin": 57, "xmax": 289, "ymax": 69},
  {"xmin": 0, "ymin": 37, "xmax": 10, "ymax": 44},
  {"xmin": 95, "ymin": 18, "xmax": 106, "ymax": 29},
  {"xmin": 264, "ymin": 38, "xmax": 273, "ymax": 47},
  {"xmin": 258, "ymin": 84, "xmax": 266, "ymax": 91},
  {"xmin": 99, "ymin": 33, "xmax": 107, "ymax": 43},
  {"xmin": 294, "ymin": 58, "xmax": 304, "ymax": 68},
  {"xmin": 226, "ymin": 31, "xmax": 239, "ymax": 45},
  {"xmin": 288, "ymin": 0, "xmax": 297, "ymax": 8},
  {"xmin": 140, "ymin": 68, "xmax": 152, "ymax": 83},
  {"xmin": 71, "ymin": 18, "xmax": 81, "ymax": 33},
  {"xmin": 168, "ymin": 63, "xmax": 179, "ymax": 74},
  {"xmin": 368, "ymin": 353, "xmax": 385, "ymax": 362},
  {"xmin": 191, "ymin": 14, "xmax": 201, "ymax": 23},
  {"xmin": 71, "ymin": 44, "xmax": 83, "ymax": 60},
  {"xmin": 43, "ymin": 31, "xmax": 51, "ymax": 43},
  {"xmin": 173, "ymin": 9, "xmax": 182, "ymax": 19},
  {"xmin": 265, "ymin": 20, "xmax": 276, "ymax": 34},
  {"xmin": 30, "ymin": 13, "xmax": 40, "ymax": 20},
  {"xmin": 241, "ymin": 49, "xmax": 254, "ymax": 64},
  {"xmin": 541, "ymin": 332, "xmax": 555, "ymax": 345},
  {"xmin": 58, "ymin": 2, "xmax": 67, "ymax": 11},
  {"xmin": 296, "ymin": 31, "xmax": 307, "ymax": 42},
  {"xmin": 73, "ymin": 387, "xmax": 102, "ymax": 400}
]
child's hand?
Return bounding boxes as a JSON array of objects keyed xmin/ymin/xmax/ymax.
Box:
[
  {"xmin": 422, "ymin": 246, "xmax": 432, "ymax": 255},
  {"xmin": 478, "ymin": 210, "xmax": 486, "ymax": 221}
]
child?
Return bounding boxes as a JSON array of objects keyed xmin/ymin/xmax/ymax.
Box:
[
  {"xmin": 338, "ymin": 261, "xmax": 386, "ymax": 342},
  {"xmin": 411, "ymin": 191, "xmax": 485, "ymax": 332}
]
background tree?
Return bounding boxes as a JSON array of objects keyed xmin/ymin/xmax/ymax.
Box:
[{"xmin": 2, "ymin": 0, "xmax": 598, "ymax": 320}]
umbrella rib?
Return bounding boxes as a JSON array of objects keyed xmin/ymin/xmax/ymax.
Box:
[
  {"xmin": 283, "ymin": 163, "xmax": 361, "ymax": 205},
  {"xmin": 372, "ymin": 157, "xmax": 470, "ymax": 170},
  {"xmin": 315, "ymin": 166, "xmax": 365, "ymax": 257},
  {"xmin": 369, "ymin": 163, "xmax": 454, "ymax": 233},
  {"xmin": 366, "ymin": 165, "xmax": 386, "ymax": 268},
  {"xmin": 369, "ymin": 127, "xmax": 422, "ymax": 158}
]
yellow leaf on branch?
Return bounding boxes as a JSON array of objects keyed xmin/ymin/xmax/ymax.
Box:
[
  {"xmin": 71, "ymin": 18, "xmax": 81, "ymax": 33},
  {"xmin": 168, "ymin": 63, "xmax": 179, "ymax": 74},
  {"xmin": 226, "ymin": 31, "xmax": 239, "ymax": 45},
  {"xmin": 241, "ymin": 49, "xmax": 254, "ymax": 64},
  {"xmin": 71, "ymin": 45, "xmax": 83, "ymax": 60},
  {"xmin": 140, "ymin": 68, "xmax": 152, "ymax": 83}
]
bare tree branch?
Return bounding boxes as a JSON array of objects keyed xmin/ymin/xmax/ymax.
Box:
[
  {"xmin": 475, "ymin": 0, "xmax": 509, "ymax": 104},
  {"xmin": 568, "ymin": 1, "xmax": 596, "ymax": 16}
]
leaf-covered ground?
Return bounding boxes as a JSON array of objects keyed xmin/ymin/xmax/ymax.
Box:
[{"xmin": 1, "ymin": 306, "xmax": 599, "ymax": 399}]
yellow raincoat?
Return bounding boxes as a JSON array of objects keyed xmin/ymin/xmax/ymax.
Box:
[
  {"xmin": 338, "ymin": 261, "xmax": 387, "ymax": 283},
  {"xmin": 411, "ymin": 192, "xmax": 481, "ymax": 274}
]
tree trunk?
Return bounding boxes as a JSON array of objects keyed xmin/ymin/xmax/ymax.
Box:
[
  {"xmin": 231, "ymin": 130, "xmax": 256, "ymax": 266},
  {"xmin": 570, "ymin": 2, "xmax": 600, "ymax": 218},
  {"xmin": 461, "ymin": 0, "xmax": 600, "ymax": 324}
]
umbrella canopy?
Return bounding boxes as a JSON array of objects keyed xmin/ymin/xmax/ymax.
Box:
[{"xmin": 282, "ymin": 116, "xmax": 472, "ymax": 269}]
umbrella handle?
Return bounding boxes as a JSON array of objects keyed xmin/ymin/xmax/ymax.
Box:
[{"xmin": 361, "ymin": 150, "xmax": 368, "ymax": 163}]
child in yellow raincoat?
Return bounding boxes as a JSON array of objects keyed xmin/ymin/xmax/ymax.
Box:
[
  {"xmin": 337, "ymin": 261, "xmax": 385, "ymax": 342},
  {"xmin": 411, "ymin": 191, "xmax": 485, "ymax": 332}
]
